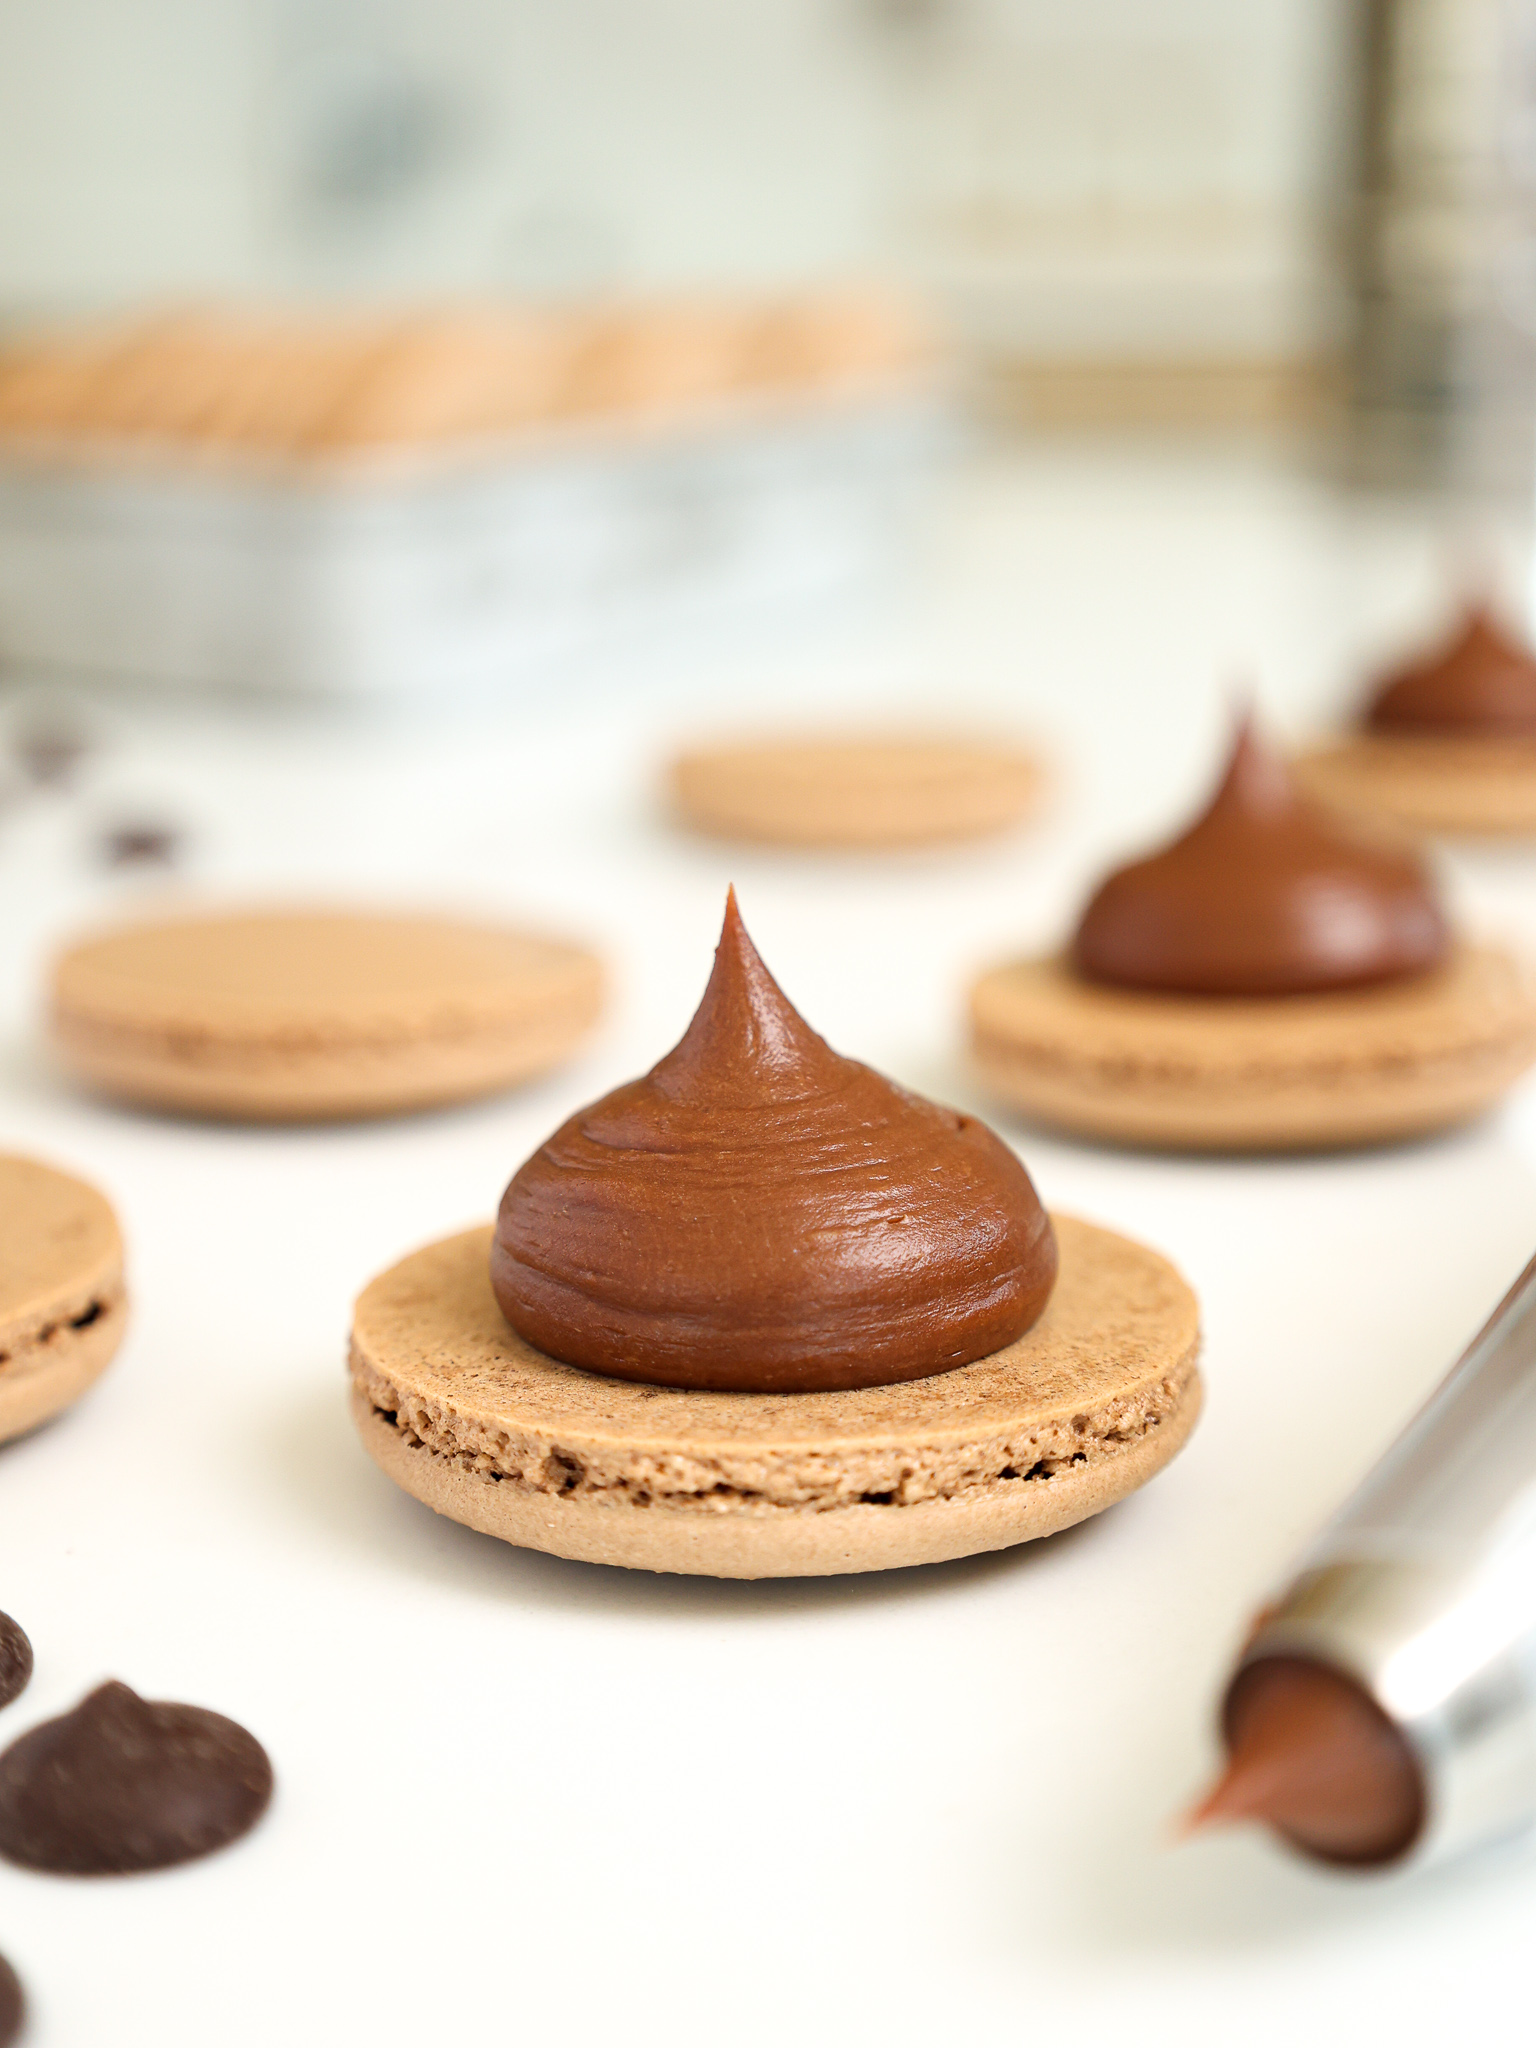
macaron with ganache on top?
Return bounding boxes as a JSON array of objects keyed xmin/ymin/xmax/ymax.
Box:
[
  {"xmin": 970, "ymin": 714, "xmax": 1536, "ymax": 1151},
  {"xmin": 1295, "ymin": 603, "xmax": 1536, "ymax": 836},
  {"xmin": 351, "ymin": 891, "xmax": 1200, "ymax": 1578}
]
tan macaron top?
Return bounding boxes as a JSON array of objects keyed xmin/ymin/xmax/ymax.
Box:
[
  {"xmin": 0, "ymin": 1156, "xmax": 122, "ymax": 1339},
  {"xmin": 356, "ymin": 1215, "xmax": 1195, "ymax": 1464},
  {"xmin": 51, "ymin": 909, "xmax": 601, "ymax": 1044}
]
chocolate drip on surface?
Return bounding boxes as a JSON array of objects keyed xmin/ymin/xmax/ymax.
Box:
[
  {"xmin": 0, "ymin": 1951, "xmax": 21, "ymax": 2048},
  {"xmin": 0, "ymin": 1680, "xmax": 272, "ymax": 1874},
  {"xmin": 0, "ymin": 1616, "xmax": 31, "ymax": 1710},
  {"xmin": 1073, "ymin": 716, "xmax": 1449, "ymax": 996},
  {"xmin": 493, "ymin": 890, "xmax": 1057, "ymax": 1393},
  {"xmin": 1187, "ymin": 1655, "xmax": 1424, "ymax": 1867},
  {"xmin": 1367, "ymin": 605, "xmax": 1536, "ymax": 736}
]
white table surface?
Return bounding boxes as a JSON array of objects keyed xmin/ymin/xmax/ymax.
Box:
[{"xmin": 2, "ymin": 443, "xmax": 1536, "ymax": 2047}]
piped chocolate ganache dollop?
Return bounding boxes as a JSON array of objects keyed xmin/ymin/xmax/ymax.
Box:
[
  {"xmin": 1073, "ymin": 715, "xmax": 1449, "ymax": 996},
  {"xmin": 1367, "ymin": 603, "xmax": 1536, "ymax": 736},
  {"xmin": 493, "ymin": 891, "xmax": 1057, "ymax": 1393}
]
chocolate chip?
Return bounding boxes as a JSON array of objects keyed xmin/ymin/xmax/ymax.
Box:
[
  {"xmin": 0, "ymin": 1617, "xmax": 31, "ymax": 1711},
  {"xmin": 98, "ymin": 822, "xmax": 181, "ymax": 868},
  {"xmin": 0, "ymin": 1680, "xmax": 272, "ymax": 1874},
  {"xmin": 0, "ymin": 1951, "xmax": 22, "ymax": 2047}
]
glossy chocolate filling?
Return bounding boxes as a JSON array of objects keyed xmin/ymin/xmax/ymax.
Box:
[
  {"xmin": 493, "ymin": 891, "xmax": 1057, "ymax": 1393},
  {"xmin": 1367, "ymin": 604, "xmax": 1536, "ymax": 737},
  {"xmin": 1074, "ymin": 716, "xmax": 1449, "ymax": 996},
  {"xmin": 1190, "ymin": 1654, "xmax": 1425, "ymax": 1867}
]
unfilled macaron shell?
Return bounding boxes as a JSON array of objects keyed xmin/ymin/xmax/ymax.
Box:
[
  {"xmin": 667, "ymin": 734, "xmax": 1043, "ymax": 849},
  {"xmin": 48, "ymin": 908, "xmax": 604, "ymax": 1122}
]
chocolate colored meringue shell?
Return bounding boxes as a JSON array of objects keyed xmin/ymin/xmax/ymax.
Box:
[
  {"xmin": 493, "ymin": 892, "xmax": 1057, "ymax": 1393},
  {"xmin": 0, "ymin": 1680, "xmax": 272, "ymax": 1874},
  {"xmin": 1074, "ymin": 715, "xmax": 1449, "ymax": 997},
  {"xmin": 1367, "ymin": 604, "xmax": 1536, "ymax": 736}
]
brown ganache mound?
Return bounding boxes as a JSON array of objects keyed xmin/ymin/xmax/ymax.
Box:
[
  {"xmin": 493, "ymin": 891, "xmax": 1057, "ymax": 1393},
  {"xmin": 1367, "ymin": 604, "xmax": 1536, "ymax": 736},
  {"xmin": 1191, "ymin": 1654, "xmax": 1425, "ymax": 1867},
  {"xmin": 0, "ymin": 1680, "xmax": 272, "ymax": 1874},
  {"xmin": 1073, "ymin": 715, "xmax": 1449, "ymax": 997}
]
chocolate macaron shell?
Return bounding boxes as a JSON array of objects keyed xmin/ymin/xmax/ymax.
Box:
[
  {"xmin": 970, "ymin": 942, "xmax": 1536, "ymax": 1152},
  {"xmin": 353, "ymin": 1213, "xmax": 1201, "ymax": 1579},
  {"xmin": 0, "ymin": 1154, "xmax": 128, "ymax": 1446},
  {"xmin": 1294, "ymin": 732, "xmax": 1536, "ymax": 839},
  {"xmin": 667, "ymin": 733, "xmax": 1043, "ymax": 849},
  {"xmin": 0, "ymin": 1681, "xmax": 272, "ymax": 1875},
  {"xmin": 48, "ymin": 907, "xmax": 603, "ymax": 1123}
]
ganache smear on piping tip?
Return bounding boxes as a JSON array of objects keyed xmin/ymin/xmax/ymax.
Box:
[
  {"xmin": 1182, "ymin": 1654, "xmax": 1424, "ymax": 1868},
  {"xmin": 0, "ymin": 1680, "xmax": 272, "ymax": 1875}
]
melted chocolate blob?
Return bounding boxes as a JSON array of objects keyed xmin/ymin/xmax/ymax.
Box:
[
  {"xmin": 0, "ymin": 1952, "xmax": 21, "ymax": 2048},
  {"xmin": 0, "ymin": 1616, "xmax": 31, "ymax": 1710},
  {"xmin": 493, "ymin": 890, "xmax": 1057, "ymax": 1393},
  {"xmin": 1073, "ymin": 715, "xmax": 1449, "ymax": 996},
  {"xmin": 1187, "ymin": 1655, "xmax": 1424, "ymax": 1867},
  {"xmin": 1367, "ymin": 604, "xmax": 1536, "ymax": 736},
  {"xmin": 0, "ymin": 1680, "xmax": 272, "ymax": 1875}
]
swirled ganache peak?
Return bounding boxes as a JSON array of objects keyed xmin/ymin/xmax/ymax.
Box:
[
  {"xmin": 492, "ymin": 889, "xmax": 1057, "ymax": 1392},
  {"xmin": 1366, "ymin": 602, "xmax": 1536, "ymax": 736},
  {"xmin": 1073, "ymin": 714, "xmax": 1450, "ymax": 997}
]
